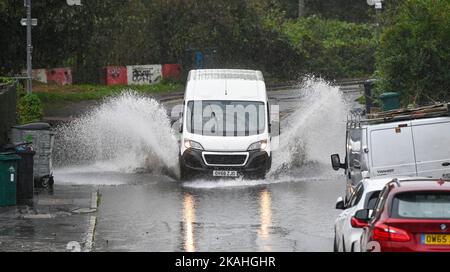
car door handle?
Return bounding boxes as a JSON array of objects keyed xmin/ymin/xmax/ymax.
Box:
[{"xmin": 443, "ymin": 162, "xmax": 450, "ymax": 167}]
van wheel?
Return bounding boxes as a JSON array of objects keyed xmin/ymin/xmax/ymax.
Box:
[{"xmin": 179, "ymin": 165, "xmax": 190, "ymax": 181}]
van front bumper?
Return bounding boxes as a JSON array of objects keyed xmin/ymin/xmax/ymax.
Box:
[{"xmin": 180, "ymin": 149, "xmax": 271, "ymax": 179}]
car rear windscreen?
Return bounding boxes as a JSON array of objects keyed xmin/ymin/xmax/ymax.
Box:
[{"xmin": 391, "ymin": 191, "xmax": 450, "ymax": 219}]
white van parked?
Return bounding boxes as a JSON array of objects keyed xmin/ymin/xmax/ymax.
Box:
[
  {"xmin": 178, "ymin": 69, "xmax": 273, "ymax": 180},
  {"xmin": 331, "ymin": 103, "xmax": 450, "ymax": 201}
]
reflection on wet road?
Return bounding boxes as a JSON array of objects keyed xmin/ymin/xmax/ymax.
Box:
[
  {"xmin": 258, "ymin": 189, "xmax": 272, "ymax": 251},
  {"xmin": 183, "ymin": 193, "xmax": 196, "ymax": 252},
  {"xmin": 91, "ymin": 168, "xmax": 345, "ymax": 252}
]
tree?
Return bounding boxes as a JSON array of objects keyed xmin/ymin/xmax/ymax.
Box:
[{"xmin": 375, "ymin": 0, "xmax": 450, "ymax": 105}]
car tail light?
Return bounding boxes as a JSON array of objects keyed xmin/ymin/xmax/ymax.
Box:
[
  {"xmin": 351, "ymin": 217, "xmax": 368, "ymax": 228},
  {"xmin": 372, "ymin": 223, "xmax": 411, "ymax": 242}
]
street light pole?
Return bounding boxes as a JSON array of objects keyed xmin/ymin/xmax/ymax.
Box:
[{"xmin": 25, "ymin": 0, "xmax": 32, "ymax": 94}]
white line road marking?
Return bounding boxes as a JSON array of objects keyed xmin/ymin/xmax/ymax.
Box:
[{"xmin": 84, "ymin": 189, "xmax": 99, "ymax": 252}]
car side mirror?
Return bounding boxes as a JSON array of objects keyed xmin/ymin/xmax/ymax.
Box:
[
  {"xmin": 354, "ymin": 209, "xmax": 373, "ymax": 221},
  {"xmin": 331, "ymin": 154, "xmax": 346, "ymax": 171},
  {"xmin": 335, "ymin": 197, "xmax": 345, "ymax": 210}
]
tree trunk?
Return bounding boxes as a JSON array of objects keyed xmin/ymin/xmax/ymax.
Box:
[{"xmin": 298, "ymin": 0, "xmax": 305, "ymax": 17}]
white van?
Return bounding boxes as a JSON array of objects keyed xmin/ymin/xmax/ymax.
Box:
[
  {"xmin": 178, "ymin": 69, "xmax": 272, "ymax": 180},
  {"xmin": 331, "ymin": 104, "xmax": 450, "ymax": 201}
]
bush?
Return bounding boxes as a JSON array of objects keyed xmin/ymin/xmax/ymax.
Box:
[
  {"xmin": 375, "ymin": 0, "xmax": 450, "ymax": 106},
  {"xmin": 0, "ymin": 77, "xmax": 14, "ymax": 85},
  {"xmin": 280, "ymin": 16, "xmax": 376, "ymax": 79},
  {"xmin": 17, "ymin": 93, "xmax": 43, "ymax": 124}
]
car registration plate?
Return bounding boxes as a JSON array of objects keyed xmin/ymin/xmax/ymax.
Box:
[
  {"xmin": 422, "ymin": 234, "xmax": 450, "ymax": 245},
  {"xmin": 213, "ymin": 171, "xmax": 238, "ymax": 177}
]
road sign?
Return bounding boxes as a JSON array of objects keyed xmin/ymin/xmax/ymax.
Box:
[
  {"xmin": 20, "ymin": 18, "xmax": 37, "ymax": 26},
  {"xmin": 367, "ymin": 0, "xmax": 382, "ymax": 6},
  {"xmin": 67, "ymin": 0, "xmax": 82, "ymax": 6}
]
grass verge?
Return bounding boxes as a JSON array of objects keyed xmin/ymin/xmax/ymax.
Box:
[{"xmin": 34, "ymin": 81, "xmax": 184, "ymax": 104}]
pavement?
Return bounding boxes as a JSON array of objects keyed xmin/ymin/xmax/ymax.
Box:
[{"xmin": 0, "ymin": 185, "xmax": 98, "ymax": 252}]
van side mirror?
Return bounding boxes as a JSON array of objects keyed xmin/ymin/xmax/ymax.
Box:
[
  {"xmin": 171, "ymin": 111, "xmax": 182, "ymax": 126},
  {"xmin": 270, "ymin": 121, "xmax": 280, "ymax": 137},
  {"xmin": 335, "ymin": 197, "xmax": 345, "ymax": 210},
  {"xmin": 331, "ymin": 154, "xmax": 346, "ymax": 171},
  {"xmin": 354, "ymin": 209, "xmax": 373, "ymax": 221}
]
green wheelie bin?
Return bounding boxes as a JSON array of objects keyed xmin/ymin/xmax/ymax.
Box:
[{"xmin": 0, "ymin": 152, "xmax": 21, "ymax": 206}]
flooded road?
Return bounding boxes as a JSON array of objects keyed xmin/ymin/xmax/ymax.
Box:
[{"xmin": 53, "ymin": 79, "xmax": 361, "ymax": 252}]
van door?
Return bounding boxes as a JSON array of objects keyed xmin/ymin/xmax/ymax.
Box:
[
  {"xmin": 369, "ymin": 121, "xmax": 417, "ymax": 178},
  {"xmin": 411, "ymin": 118, "xmax": 450, "ymax": 179},
  {"xmin": 346, "ymin": 128, "xmax": 363, "ymax": 186}
]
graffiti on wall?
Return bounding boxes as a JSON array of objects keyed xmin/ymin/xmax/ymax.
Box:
[
  {"xmin": 46, "ymin": 68, "xmax": 72, "ymax": 85},
  {"xmin": 106, "ymin": 66, "xmax": 127, "ymax": 86},
  {"xmin": 127, "ymin": 65, "xmax": 162, "ymax": 85}
]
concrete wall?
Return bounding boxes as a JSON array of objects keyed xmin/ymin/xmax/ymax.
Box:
[
  {"xmin": 126, "ymin": 65, "xmax": 162, "ymax": 85},
  {"xmin": 30, "ymin": 64, "xmax": 180, "ymax": 86},
  {"xmin": 0, "ymin": 84, "xmax": 17, "ymax": 148},
  {"xmin": 28, "ymin": 67, "xmax": 73, "ymax": 85}
]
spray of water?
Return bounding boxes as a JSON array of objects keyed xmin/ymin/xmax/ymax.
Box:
[
  {"xmin": 183, "ymin": 77, "xmax": 350, "ymax": 188},
  {"xmin": 54, "ymin": 92, "xmax": 180, "ymax": 178},
  {"xmin": 54, "ymin": 78, "xmax": 348, "ymax": 187},
  {"xmin": 268, "ymin": 76, "xmax": 348, "ymax": 178}
]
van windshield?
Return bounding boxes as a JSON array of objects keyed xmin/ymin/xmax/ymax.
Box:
[{"xmin": 186, "ymin": 100, "xmax": 266, "ymax": 137}]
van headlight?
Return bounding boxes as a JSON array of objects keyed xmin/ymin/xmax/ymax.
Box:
[
  {"xmin": 184, "ymin": 139, "xmax": 204, "ymax": 150},
  {"xmin": 247, "ymin": 140, "xmax": 268, "ymax": 151}
]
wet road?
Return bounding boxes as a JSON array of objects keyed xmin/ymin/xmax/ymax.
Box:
[
  {"xmin": 55, "ymin": 83, "xmax": 361, "ymax": 252},
  {"xmin": 92, "ymin": 170, "xmax": 345, "ymax": 252}
]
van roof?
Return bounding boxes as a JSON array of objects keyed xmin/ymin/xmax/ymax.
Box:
[
  {"xmin": 185, "ymin": 69, "xmax": 267, "ymax": 102},
  {"xmin": 188, "ymin": 69, "xmax": 264, "ymax": 82},
  {"xmin": 347, "ymin": 103, "xmax": 449, "ymax": 128}
]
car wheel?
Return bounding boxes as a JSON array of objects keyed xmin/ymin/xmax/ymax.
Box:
[
  {"xmin": 333, "ymin": 232, "xmax": 339, "ymax": 252},
  {"xmin": 342, "ymin": 236, "xmax": 346, "ymax": 252}
]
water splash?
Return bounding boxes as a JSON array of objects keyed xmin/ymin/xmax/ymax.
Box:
[
  {"xmin": 183, "ymin": 77, "xmax": 349, "ymax": 189},
  {"xmin": 53, "ymin": 78, "xmax": 349, "ymax": 186},
  {"xmin": 268, "ymin": 77, "xmax": 348, "ymax": 178},
  {"xmin": 54, "ymin": 92, "xmax": 180, "ymax": 178}
]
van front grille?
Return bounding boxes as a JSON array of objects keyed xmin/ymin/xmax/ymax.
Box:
[{"xmin": 203, "ymin": 154, "xmax": 247, "ymax": 166}]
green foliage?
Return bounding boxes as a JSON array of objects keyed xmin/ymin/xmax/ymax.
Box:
[
  {"xmin": 0, "ymin": 0, "xmax": 375, "ymax": 81},
  {"xmin": 303, "ymin": 0, "xmax": 372, "ymax": 23},
  {"xmin": 0, "ymin": 77, "xmax": 14, "ymax": 85},
  {"xmin": 375, "ymin": 0, "xmax": 450, "ymax": 106},
  {"xmin": 17, "ymin": 93, "xmax": 44, "ymax": 125},
  {"xmin": 280, "ymin": 17, "xmax": 376, "ymax": 79}
]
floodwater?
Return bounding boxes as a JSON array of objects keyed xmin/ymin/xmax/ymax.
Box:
[{"xmin": 53, "ymin": 78, "xmax": 360, "ymax": 252}]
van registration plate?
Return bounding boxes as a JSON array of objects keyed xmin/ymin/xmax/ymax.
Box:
[{"xmin": 213, "ymin": 171, "xmax": 238, "ymax": 177}]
